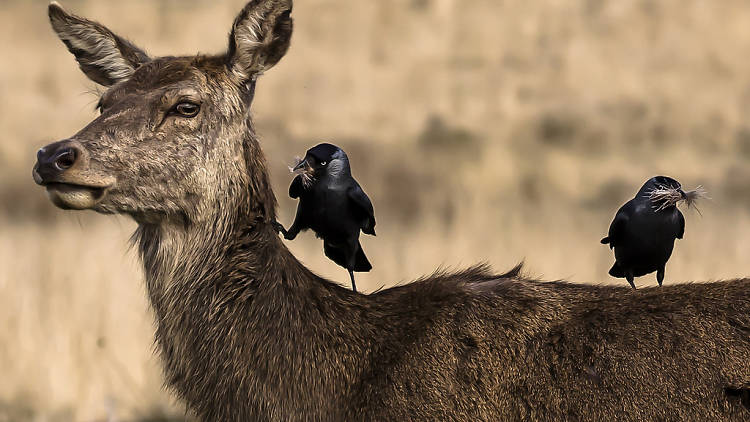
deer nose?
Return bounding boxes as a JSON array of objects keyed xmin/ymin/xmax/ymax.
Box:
[{"xmin": 33, "ymin": 140, "xmax": 84, "ymax": 185}]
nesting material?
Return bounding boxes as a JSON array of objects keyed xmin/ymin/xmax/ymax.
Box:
[
  {"xmin": 289, "ymin": 156, "xmax": 315, "ymax": 188},
  {"xmin": 287, "ymin": 156, "xmax": 303, "ymax": 173},
  {"xmin": 649, "ymin": 185, "xmax": 708, "ymax": 213}
]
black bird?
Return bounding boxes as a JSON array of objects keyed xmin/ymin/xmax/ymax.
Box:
[
  {"xmin": 276, "ymin": 143, "xmax": 376, "ymax": 292},
  {"xmin": 601, "ymin": 176, "xmax": 686, "ymax": 289}
]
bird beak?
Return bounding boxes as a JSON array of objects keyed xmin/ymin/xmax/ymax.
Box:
[{"xmin": 292, "ymin": 159, "xmax": 308, "ymax": 172}]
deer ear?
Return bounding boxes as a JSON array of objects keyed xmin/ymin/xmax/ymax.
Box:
[
  {"xmin": 48, "ymin": 2, "xmax": 149, "ymax": 86},
  {"xmin": 227, "ymin": 0, "xmax": 293, "ymax": 82}
]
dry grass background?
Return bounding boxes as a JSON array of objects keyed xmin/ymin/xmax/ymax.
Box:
[{"xmin": 2, "ymin": 0, "xmax": 750, "ymax": 420}]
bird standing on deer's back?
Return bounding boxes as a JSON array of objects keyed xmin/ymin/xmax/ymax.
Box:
[
  {"xmin": 601, "ymin": 176, "xmax": 688, "ymax": 289},
  {"xmin": 277, "ymin": 143, "xmax": 376, "ymax": 292}
]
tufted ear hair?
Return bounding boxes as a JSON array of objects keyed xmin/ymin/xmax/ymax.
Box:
[
  {"xmin": 48, "ymin": 1, "xmax": 150, "ymax": 86},
  {"xmin": 227, "ymin": 0, "xmax": 293, "ymax": 84}
]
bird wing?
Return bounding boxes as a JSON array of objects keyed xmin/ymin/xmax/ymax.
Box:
[
  {"xmin": 676, "ymin": 209, "xmax": 685, "ymax": 239},
  {"xmin": 289, "ymin": 175, "xmax": 304, "ymax": 199},
  {"xmin": 348, "ymin": 184, "xmax": 376, "ymax": 235},
  {"xmin": 602, "ymin": 211, "xmax": 629, "ymax": 249}
]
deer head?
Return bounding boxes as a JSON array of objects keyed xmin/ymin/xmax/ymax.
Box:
[{"xmin": 34, "ymin": 0, "xmax": 293, "ymax": 225}]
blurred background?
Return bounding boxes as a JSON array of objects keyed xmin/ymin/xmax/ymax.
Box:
[{"xmin": 2, "ymin": 0, "xmax": 750, "ymax": 419}]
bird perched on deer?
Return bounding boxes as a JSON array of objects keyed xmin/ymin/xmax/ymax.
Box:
[
  {"xmin": 601, "ymin": 175, "xmax": 704, "ymax": 289},
  {"xmin": 276, "ymin": 143, "xmax": 376, "ymax": 292}
]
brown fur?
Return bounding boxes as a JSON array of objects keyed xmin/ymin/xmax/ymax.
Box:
[{"xmin": 39, "ymin": 2, "xmax": 750, "ymax": 421}]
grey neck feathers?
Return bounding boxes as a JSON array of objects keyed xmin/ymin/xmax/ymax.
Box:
[{"xmin": 325, "ymin": 157, "xmax": 351, "ymax": 180}]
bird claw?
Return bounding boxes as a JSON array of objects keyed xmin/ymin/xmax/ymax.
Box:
[{"xmin": 272, "ymin": 221, "xmax": 287, "ymax": 237}]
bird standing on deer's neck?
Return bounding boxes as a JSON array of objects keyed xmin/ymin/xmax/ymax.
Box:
[
  {"xmin": 601, "ymin": 176, "xmax": 702, "ymax": 289},
  {"xmin": 276, "ymin": 143, "xmax": 376, "ymax": 292}
]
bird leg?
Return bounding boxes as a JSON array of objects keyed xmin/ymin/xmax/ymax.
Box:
[
  {"xmin": 281, "ymin": 223, "xmax": 302, "ymax": 240},
  {"xmin": 272, "ymin": 221, "xmax": 288, "ymax": 237},
  {"xmin": 348, "ymin": 269, "xmax": 358, "ymax": 293},
  {"xmin": 656, "ymin": 267, "xmax": 665, "ymax": 287},
  {"xmin": 626, "ymin": 271, "xmax": 636, "ymax": 290}
]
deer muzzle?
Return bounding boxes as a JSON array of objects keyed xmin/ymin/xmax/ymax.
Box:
[{"xmin": 33, "ymin": 139, "xmax": 114, "ymax": 210}]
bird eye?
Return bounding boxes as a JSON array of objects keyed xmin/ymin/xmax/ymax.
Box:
[
  {"xmin": 320, "ymin": 161, "xmax": 328, "ymax": 166},
  {"xmin": 172, "ymin": 102, "xmax": 201, "ymax": 118}
]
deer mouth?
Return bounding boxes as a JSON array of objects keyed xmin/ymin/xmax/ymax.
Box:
[{"xmin": 44, "ymin": 182, "xmax": 110, "ymax": 210}]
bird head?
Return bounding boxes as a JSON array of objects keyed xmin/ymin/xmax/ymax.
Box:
[
  {"xmin": 292, "ymin": 143, "xmax": 351, "ymax": 185},
  {"xmin": 638, "ymin": 176, "xmax": 686, "ymax": 210}
]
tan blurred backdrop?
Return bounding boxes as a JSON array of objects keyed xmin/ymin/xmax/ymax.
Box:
[{"xmin": 2, "ymin": 0, "xmax": 750, "ymax": 420}]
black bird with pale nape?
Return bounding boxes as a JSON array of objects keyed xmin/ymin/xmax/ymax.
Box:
[
  {"xmin": 276, "ymin": 143, "xmax": 375, "ymax": 292},
  {"xmin": 601, "ymin": 176, "xmax": 687, "ymax": 289}
]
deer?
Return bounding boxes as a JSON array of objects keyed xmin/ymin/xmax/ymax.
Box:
[{"xmin": 33, "ymin": 1, "xmax": 750, "ymax": 420}]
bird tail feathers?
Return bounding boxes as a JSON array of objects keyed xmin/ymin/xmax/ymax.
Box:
[
  {"xmin": 608, "ymin": 262, "xmax": 625, "ymax": 278},
  {"xmin": 353, "ymin": 242, "xmax": 372, "ymax": 272}
]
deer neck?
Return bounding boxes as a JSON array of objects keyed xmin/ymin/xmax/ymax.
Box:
[
  {"xmin": 133, "ymin": 146, "xmax": 310, "ymax": 322},
  {"xmin": 130, "ymin": 131, "xmax": 367, "ymax": 416},
  {"xmin": 133, "ymin": 123, "xmax": 290, "ymax": 300},
  {"xmin": 134, "ymin": 215, "xmax": 286, "ymax": 315}
]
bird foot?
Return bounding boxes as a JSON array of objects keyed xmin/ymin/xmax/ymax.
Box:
[{"xmin": 272, "ymin": 221, "xmax": 288, "ymax": 237}]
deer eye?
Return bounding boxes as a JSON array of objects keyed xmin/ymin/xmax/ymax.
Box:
[{"xmin": 172, "ymin": 102, "xmax": 200, "ymax": 118}]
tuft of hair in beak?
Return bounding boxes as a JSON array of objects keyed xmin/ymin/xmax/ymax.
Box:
[
  {"xmin": 289, "ymin": 156, "xmax": 315, "ymax": 188},
  {"xmin": 649, "ymin": 184, "xmax": 708, "ymax": 213},
  {"xmin": 682, "ymin": 186, "xmax": 709, "ymax": 213},
  {"xmin": 290, "ymin": 157, "xmax": 305, "ymax": 172}
]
